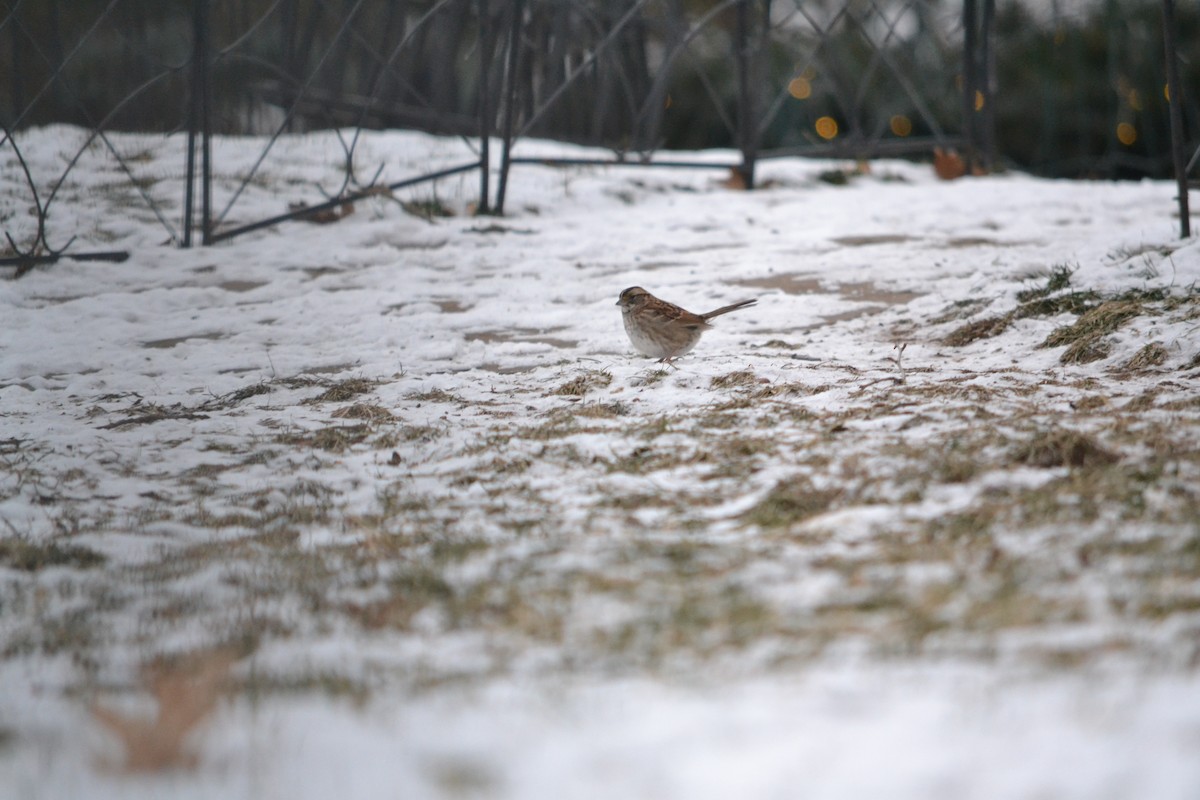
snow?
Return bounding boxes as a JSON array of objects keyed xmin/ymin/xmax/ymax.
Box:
[{"xmin": 2, "ymin": 126, "xmax": 1199, "ymax": 798}]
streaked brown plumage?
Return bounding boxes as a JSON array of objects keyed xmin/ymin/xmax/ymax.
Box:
[{"xmin": 616, "ymin": 286, "xmax": 757, "ymax": 364}]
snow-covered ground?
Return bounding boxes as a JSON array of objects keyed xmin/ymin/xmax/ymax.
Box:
[{"xmin": 2, "ymin": 127, "xmax": 1199, "ymax": 798}]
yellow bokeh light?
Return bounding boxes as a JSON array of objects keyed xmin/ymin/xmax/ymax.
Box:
[
  {"xmin": 788, "ymin": 77, "xmax": 812, "ymax": 100},
  {"xmin": 974, "ymin": 90, "xmax": 985, "ymax": 111},
  {"xmin": 890, "ymin": 115, "xmax": 913, "ymax": 137},
  {"xmin": 815, "ymin": 116, "xmax": 838, "ymax": 140},
  {"xmin": 1127, "ymin": 89, "xmax": 1142, "ymax": 111},
  {"xmin": 1164, "ymin": 83, "xmax": 1171, "ymax": 102},
  {"xmin": 1116, "ymin": 122, "xmax": 1137, "ymax": 146}
]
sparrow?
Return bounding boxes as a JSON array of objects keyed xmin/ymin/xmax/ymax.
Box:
[{"xmin": 616, "ymin": 286, "xmax": 757, "ymax": 364}]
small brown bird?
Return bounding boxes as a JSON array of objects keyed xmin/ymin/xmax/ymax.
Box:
[{"xmin": 616, "ymin": 286, "xmax": 757, "ymax": 364}]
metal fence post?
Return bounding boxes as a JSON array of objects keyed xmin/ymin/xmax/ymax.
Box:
[
  {"xmin": 199, "ymin": 0, "xmax": 213, "ymax": 245},
  {"xmin": 183, "ymin": 1, "xmax": 201, "ymax": 246},
  {"xmin": 185, "ymin": 0, "xmax": 213, "ymax": 246},
  {"xmin": 734, "ymin": 0, "xmax": 760, "ymax": 189},
  {"xmin": 1162, "ymin": 0, "xmax": 1191, "ymax": 238},
  {"xmin": 961, "ymin": 0, "xmax": 978, "ymax": 171},
  {"xmin": 979, "ymin": 0, "xmax": 996, "ymax": 172},
  {"xmin": 495, "ymin": 0, "xmax": 525, "ymax": 215},
  {"xmin": 477, "ymin": 0, "xmax": 492, "ymax": 215}
]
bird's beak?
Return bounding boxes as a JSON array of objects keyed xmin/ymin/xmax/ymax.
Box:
[{"xmin": 614, "ymin": 299, "xmax": 621, "ymax": 306}]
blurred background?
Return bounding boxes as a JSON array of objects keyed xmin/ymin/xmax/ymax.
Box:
[
  {"xmin": 0, "ymin": 0, "xmax": 1196, "ymax": 256},
  {"xmin": 2, "ymin": 0, "xmax": 1195, "ymax": 178}
]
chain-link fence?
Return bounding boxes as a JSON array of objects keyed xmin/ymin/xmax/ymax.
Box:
[{"xmin": 1, "ymin": 0, "xmax": 1195, "ymax": 271}]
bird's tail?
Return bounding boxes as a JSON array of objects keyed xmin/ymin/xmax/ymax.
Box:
[{"xmin": 701, "ymin": 298, "xmax": 757, "ymax": 320}]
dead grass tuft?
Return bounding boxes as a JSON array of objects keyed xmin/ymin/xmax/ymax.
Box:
[
  {"xmin": 572, "ymin": 401, "xmax": 629, "ymax": 418},
  {"xmin": 402, "ymin": 197, "xmax": 453, "ymax": 221},
  {"xmin": 1015, "ymin": 264, "xmax": 1076, "ymax": 302},
  {"xmin": 1042, "ymin": 300, "xmax": 1142, "ymax": 349},
  {"xmin": 552, "ymin": 369, "xmax": 613, "ymax": 397},
  {"xmin": 942, "ymin": 314, "xmax": 1011, "ymax": 346},
  {"xmin": 936, "ymin": 452, "xmax": 983, "ymax": 484},
  {"xmin": 753, "ymin": 382, "xmax": 816, "ymax": 400},
  {"xmin": 96, "ymin": 403, "xmax": 209, "ymax": 430},
  {"xmin": 330, "ymin": 403, "xmax": 395, "ymax": 422},
  {"xmin": 198, "ymin": 382, "xmax": 272, "ymax": 411},
  {"xmin": 305, "ymin": 378, "xmax": 379, "ymax": 404},
  {"xmin": 608, "ymin": 444, "xmax": 690, "ymax": 475},
  {"xmin": 1014, "ymin": 291, "xmax": 1098, "ymax": 319},
  {"xmin": 1059, "ymin": 332, "xmax": 1112, "ymax": 364},
  {"xmin": 631, "ymin": 368, "xmax": 669, "ymax": 386},
  {"xmin": 1010, "ymin": 429, "xmax": 1119, "ymax": 469},
  {"xmin": 1120, "ymin": 342, "xmax": 1168, "ymax": 372},
  {"xmin": 408, "ymin": 389, "xmax": 466, "ymax": 404},
  {"xmin": 745, "ymin": 476, "xmax": 840, "ymax": 528},
  {"xmin": 0, "ymin": 538, "xmax": 105, "ymax": 571},
  {"xmin": 274, "ymin": 375, "xmax": 324, "ymax": 389},
  {"xmin": 278, "ymin": 424, "xmax": 371, "ymax": 452},
  {"xmin": 487, "ymin": 456, "xmax": 533, "ymax": 475},
  {"xmin": 345, "ymin": 569, "xmax": 455, "ymax": 630},
  {"xmin": 710, "ymin": 369, "xmax": 759, "ymax": 389}
]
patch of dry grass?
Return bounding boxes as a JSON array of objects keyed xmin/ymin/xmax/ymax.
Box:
[
  {"xmin": 710, "ymin": 369, "xmax": 759, "ymax": 389},
  {"xmin": 552, "ymin": 369, "xmax": 613, "ymax": 397},
  {"xmin": 1015, "ymin": 263, "xmax": 1076, "ymax": 301},
  {"xmin": 1059, "ymin": 332, "xmax": 1112, "ymax": 364},
  {"xmin": 0, "ymin": 538, "xmax": 105, "ymax": 570},
  {"xmin": 305, "ymin": 377, "xmax": 380, "ymax": 404},
  {"xmin": 277, "ymin": 424, "xmax": 372, "ymax": 453},
  {"xmin": 571, "ymin": 401, "xmax": 629, "ymax": 418},
  {"xmin": 1120, "ymin": 342, "xmax": 1168, "ymax": 372},
  {"xmin": 745, "ymin": 477, "xmax": 841, "ymax": 528},
  {"xmin": 407, "ymin": 389, "xmax": 467, "ymax": 404},
  {"xmin": 1014, "ymin": 291, "xmax": 1098, "ymax": 319},
  {"xmin": 1009, "ymin": 428, "xmax": 1119, "ymax": 468},
  {"xmin": 1042, "ymin": 300, "xmax": 1142, "ymax": 349},
  {"xmin": 942, "ymin": 314, "xmax": 1011, "ymax": 346},
  {"xmin": 330, "ymin": 403, "xmax": 395, "ymax": 421}
]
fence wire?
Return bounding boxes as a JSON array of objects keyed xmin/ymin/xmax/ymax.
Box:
[{"xmin": 1, "ymin": 0, "xmax": 1195, "ymax": 269}]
